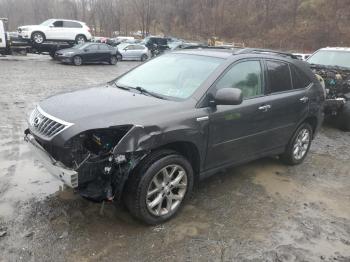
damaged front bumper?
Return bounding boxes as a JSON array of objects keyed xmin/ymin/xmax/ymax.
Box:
[{"xmin": 24, "ymin": 133, "xmax": 79, "ymax": 188}]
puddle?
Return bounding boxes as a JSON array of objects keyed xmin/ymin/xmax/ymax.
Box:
[
  {"xmin": 0, "ymin": 138, "xmax": 61, "ymax": 219},
  {"xmin": 252, "ymin": 161, "xmax": 350, "ymax": 219}
]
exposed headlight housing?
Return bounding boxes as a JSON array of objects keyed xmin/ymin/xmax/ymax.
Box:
[{"xmin": 63, "ymin": 51, "xmax": 75, "ymax": 56}]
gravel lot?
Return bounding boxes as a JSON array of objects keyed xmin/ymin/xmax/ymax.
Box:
[{"xmin": 0, "ymin": 54, "xmax": 349, "ymax": 262}]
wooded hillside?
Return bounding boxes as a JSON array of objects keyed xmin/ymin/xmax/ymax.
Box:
[{"xmin": 1, "ymin": 0, "xmax": 350, "ymax": 51}]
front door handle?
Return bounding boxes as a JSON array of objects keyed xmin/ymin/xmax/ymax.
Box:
[
  {"xmin": 300, "ymin": 97, "xmax": 309, "ymax": 103},
  {"xmin": 258, "ymin": 105, "xmax": 271, "ymax": 112},
  {"xmin": 196, "ymin": 116, "xmax": 209, "ymax": 122}
]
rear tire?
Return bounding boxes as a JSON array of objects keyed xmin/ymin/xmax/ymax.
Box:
[
  {"xmin": 75, "ymin": 35, "xmax": 87, "ymax": 44},
  {"xmin": 109, "ymin": 55, "xmax": 117, "ymax": 65},
  {"xmin": 72, "ymin": 55, "xmax": 83, "ymax": 66},
  {"xmin": 337, "ymin": 101, "xmax": 350, "ymax": 131},
  {"xmin": 31, "ymin": 32, "xmax": 45, "ymax": 44},
  {"xmin": 123, "ymin": 150, "xmax": 194, "ymax": 225},
  {"xmin": 280, "ymin": 123, "xmax": 313, "ymax": 165}
]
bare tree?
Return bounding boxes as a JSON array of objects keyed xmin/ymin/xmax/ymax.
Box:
[{"xmin": 1, "ymin": 0, "xmax": 350, "ymax": 50}]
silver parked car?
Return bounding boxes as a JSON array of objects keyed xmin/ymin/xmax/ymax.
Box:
[{"xmin": 117, "ymin": 43, "xmax": 150, "ymax": 61}]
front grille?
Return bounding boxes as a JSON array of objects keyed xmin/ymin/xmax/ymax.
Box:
[{"xmin": 29, "ymin": 106, "xmax": 73, "ymax": 139}]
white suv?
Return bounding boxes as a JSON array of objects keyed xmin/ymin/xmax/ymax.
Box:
[{"xmin": 18, "ymin": 19, "xmax": 92, "ymax": 44}]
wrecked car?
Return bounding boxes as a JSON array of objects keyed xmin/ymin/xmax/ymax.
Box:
[
  {"xmin": 307, "ymin": 47, "xmax": 350, "ymax": 130},
  {"xmin": 25, "ymin": 48, "xmax": 324, "ymax": 224}
]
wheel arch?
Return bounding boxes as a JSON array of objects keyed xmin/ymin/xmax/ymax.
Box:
[
  {"xmin": 303, "ymin": 116, "xmax": 318, "ymax": 139},
  {"xmin": 75, "ymin": 34, "xmax": 87, "ymax": 39},
  {"xmin": 157, "ymin": 141, "xmax": 200, "ymax": 183},
  {"xmin": 120, "ymin": 140, "xmax": 201, "ymax": 198},
  {"xmin": 31, "ymin": 31, "xmax": 45, "ymax": 40}
]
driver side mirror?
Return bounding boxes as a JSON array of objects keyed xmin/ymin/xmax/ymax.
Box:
[{"xmin": 211, "ymin": 88, "xmax": 243, "ymax": 106}]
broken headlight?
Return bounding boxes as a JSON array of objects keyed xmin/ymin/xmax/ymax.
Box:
[{"xmin": 63, "ymin": 126, "xmax": 132, "ymax": 168}]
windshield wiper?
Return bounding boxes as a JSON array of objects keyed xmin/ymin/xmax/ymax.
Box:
[
  {"xmin": 134, "ymin": 86, "xmax": 167, "ymax": 100},
  {"xmin": 111, "ymin": 81, "xmax": 131, "ymax": 91},
  {"xmin": 110, "ymin": 82, "xmax": 166, "ymax": 99}
]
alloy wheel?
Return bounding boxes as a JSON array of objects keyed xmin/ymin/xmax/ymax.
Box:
[
  {"xmin": 76, "ymin": 36, "xmax": 85, "ymax": 44},
  {"xmin": 73, "ymin": 56, "xmax": 82, "ymax": 66},
  {"xmin": 110, "ymin": 56, "xmax": 117, "ymax": 65},
  {"xmin": 146, "ymin": 164, "xmax": 188, "ymax": 217},
  {"xmin": 293, "ymin": 128, "xmax": 310, "ymax": 160},
  {"xmin": 141, "ymin": 54, "xmax": 148, "ymax": 61},
  {"xmin": 33, "ymin": 33, "xmax": 44, "ymax": 44}
]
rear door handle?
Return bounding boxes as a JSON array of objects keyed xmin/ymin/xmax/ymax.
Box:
[
  {"xmin": 258, "ymin": 105, "xmax": 271, "ymax": 112},
  {"xmin": 300, "ymin": 97, "xmax": 309, "ymax": 103}
]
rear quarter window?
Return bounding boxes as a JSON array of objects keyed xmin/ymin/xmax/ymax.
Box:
[
  {"xmin": 63, "ymin": 21, "xmax": 82, "ymax": 28},
  {"xmin": 291, "ymin": 65, "xmax": 312, "ymax": 89},
  {"xmin": 266, "ymin": 60, "xmax": 293, "ymax": 93}
]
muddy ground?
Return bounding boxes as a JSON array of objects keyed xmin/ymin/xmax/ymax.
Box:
[{"xmin": 0, "ymin": 54, "xmax": 349, "ymax": 262}]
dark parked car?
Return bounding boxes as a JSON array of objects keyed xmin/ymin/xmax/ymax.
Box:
[
  {"xmin": 25, "ymin": 48, "xmax": 324, "ymax": 224},
  {"xmin": 142, "ymin": 36, "xmax": 169, "ymax": 57},
  {"xmin": 55, "ymin": 42, "xmax": 119, "ymax": 66}
]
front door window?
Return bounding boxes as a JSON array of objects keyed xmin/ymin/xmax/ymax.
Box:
[{"xmin": 215, "ymin": 60, "xmax": 263, "ymax": 99}]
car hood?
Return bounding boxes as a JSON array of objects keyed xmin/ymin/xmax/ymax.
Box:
[
  {"xmin": 18, "ymin": 25, "xmax": 46, "ymax": 30},
  {"xmin": 309, "ymin": 63, "xmax": 350, "ymax": 72},
  {"xmin": 38, "ymin": 86, "xmax": 177, "ymax": 128}
]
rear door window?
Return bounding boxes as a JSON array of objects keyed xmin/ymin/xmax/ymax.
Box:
[
  {"xmin": 88, "ymin": 44, "xmax": 99, "ymax": 51},
  {"xmin": 134, "ymin": 45, "xmax": 145, "ymax": 50},
  {"xmin": 126, "ymin": 45, "xmax": 135, "ymax": 50},
  {"xmin": 99, "ymin": 44, "xmax": 109, "ymax": 50},
  {"xmin": 266, "ymin": 60, "xmax": 293, "ymax": 93},
  {"xmin": 291, "ymin": 65, "xmax": 312, "ymax": 89}
]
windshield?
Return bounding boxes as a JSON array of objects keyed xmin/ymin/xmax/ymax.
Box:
[
  {"xmin": 40, "ymin": 19, "xmax": 54, "ymax": 26},
  {"xmin": 308, "ymin": 50, "xmax": 350, "ymax": 68},
  {"xmin": 115, "ymin": 53, "xmax": 223, "ymax": 100}
]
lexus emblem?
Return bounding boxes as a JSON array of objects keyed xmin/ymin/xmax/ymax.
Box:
[{"xmin": 33, "ymin": 117, "xmax": 42, "ymax": 127}]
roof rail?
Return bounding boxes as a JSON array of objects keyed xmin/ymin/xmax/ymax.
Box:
[{"xmin": 235, "ymin": 48, "xmax": 298, "ymax": 59}]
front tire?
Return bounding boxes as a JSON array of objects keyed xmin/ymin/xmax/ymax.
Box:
[
  {"xmin": 280, "ymin": 123, "xmax": 313, "ymax": 165},
  {"xmin": 124, "ymin": 150, "xmax": 194, "ymax": 225},
  {"xmin": 31, "ymin": 32, "xmax": 45, "ymax": 44},
  {"xmin": 116, "ymin": 54, "xmax": 122, "ymax": 61},
  {"xmin": 72, "ymin": 55, "xmax": 83, "ymax": 66},
  {"xmin": 141, "ymin": 54, "xmax": 148, "ymax": 62}
]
